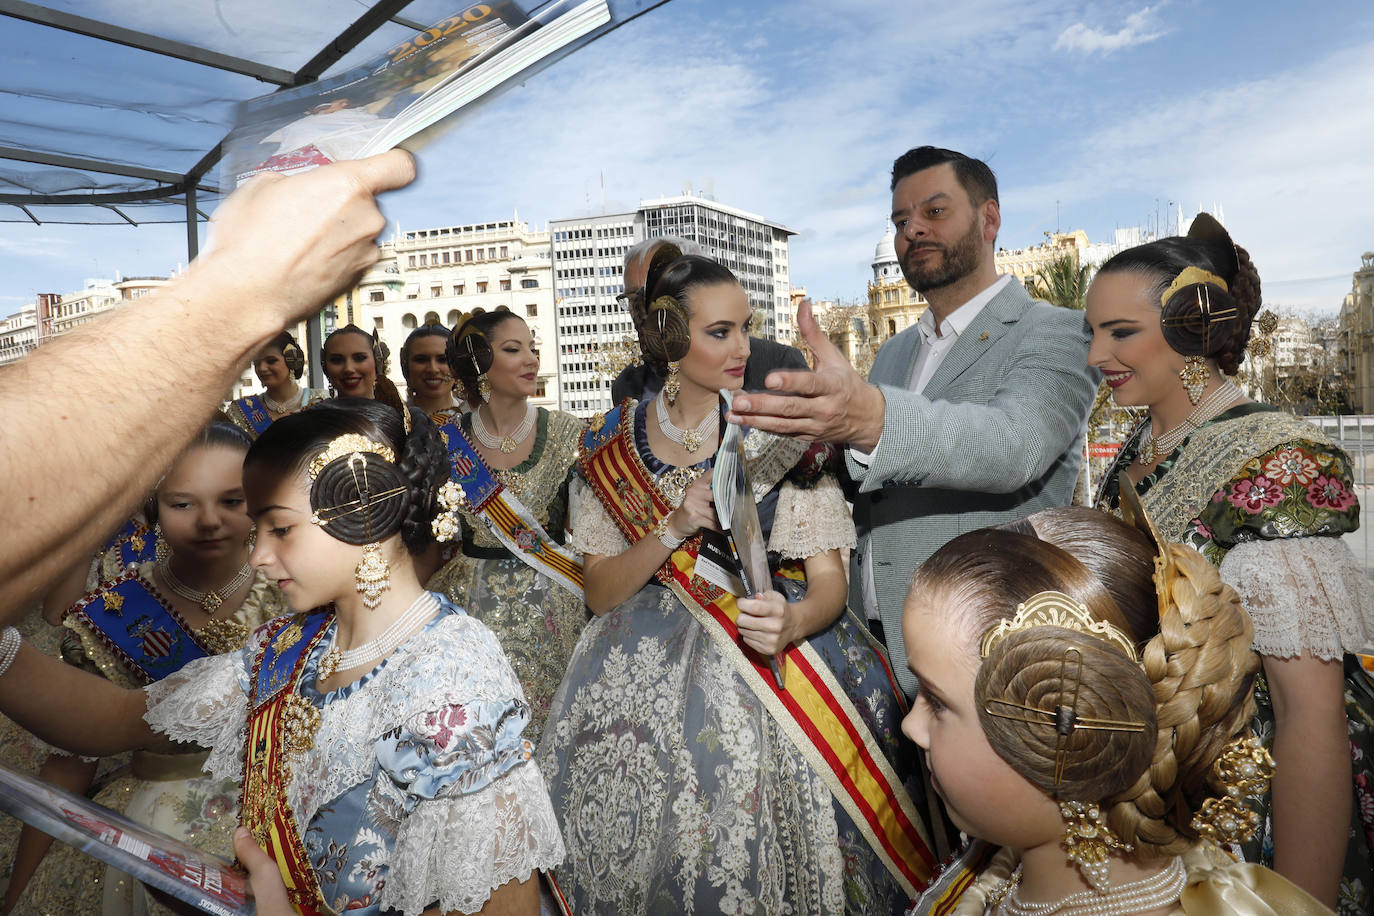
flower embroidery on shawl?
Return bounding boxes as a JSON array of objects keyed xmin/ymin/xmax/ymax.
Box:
[
  {"xmin": 413, "ymin": 703, "xmax": 470, "ymax": 752},
  {"xmin": 1229, "ymin": 475, "xmax": 1285, "ymax": 513},
  {"xmin": 1307, "ymin": 474, "xmax": 1356, "ymax": 511},
  {"xmin": 1262, "ymin": 447, "xmax": 1319, "ymax": 485}
]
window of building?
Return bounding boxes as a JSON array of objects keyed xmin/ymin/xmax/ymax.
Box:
[
  {"xmin": 369, "ymin": 290, "xmax": 385, "ymax": 302},
  {"xmin": 403, "ymin": 313, "xmax": 417, "ymax": 329},
  {"xmin": 526, "ymin": 303, "xmax": 538, "ymax": 318},
  {"xmin": 499, "ymin": 246, "xmax": 508, "ymax": 257},
  {"xmin": 408, "ymin": 255, "xmax": 416, "ymax": 267},
  {"xmin": 419, "ymin": 254, "xmax": 428, "ymax": 267},
  {"xmin": 453, "ymin": 284, "xmax": 464, "ymax": 296},
  {"xmin": 522, "ymin": 278, "xmax": 538, "ymax": 289},
  {"xmin": 447, "ymin": 310, "xmax": 461, "ymax": 325},
  {"xmin": 442, "ymin": 251, "xmax": 451, "ymax": 264},
  {"xmin": 488, "ymin": 247, "xmax": 497, "ymax": 259},
  {"xmin": 431, "ymin": 285, "xmax": 442, "ymax": 297},
  {"xmin": 465, "ymin": 250, "xmax": 474, "ymax": 262},
  {"xmin": 476, "ymin": 281, "xmax": 488, "ymax": 293},
  {"xmin": 499, "ymin": 279, "xmax": 511, "ymax": 291}
]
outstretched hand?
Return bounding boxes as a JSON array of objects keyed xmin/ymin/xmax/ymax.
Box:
[
  {"xmin": 726, "ymin": 300, "xmax": 886, "ymax": 450},
  {"xmin": 233, "ymin": 827, "xmax": 293, "ymax": 916}
]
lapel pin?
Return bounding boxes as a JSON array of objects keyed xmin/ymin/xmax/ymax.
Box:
[{"xmin": 979, "ymin": 332, "xmax": 989, "ymax": 341}]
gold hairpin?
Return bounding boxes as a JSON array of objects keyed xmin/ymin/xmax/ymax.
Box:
[
  {"xmin": 307, "ymin": 434, "xmax": 396, "ymax": 482},
  {"xmin": 1160, "ymin": 265, "xmax": 1228, "ymax": 309},
  {"xmin": 984, "ymin": 648, "xmax": 1148, "ymax": 785},
  {"xmin": 979, "ymin": 591, "xmax": 1139, "ymax": 662}
]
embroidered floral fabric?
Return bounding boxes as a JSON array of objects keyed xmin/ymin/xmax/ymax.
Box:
[
  {"xmin": 144, "ymin": 595, "xmax": 564, "ymax": 916},
  {"xmin": 427, "ymin": 408, "xmax": 587, "ymax": 741},
  {"xmin": 541, "ymin": 405, "xmax": 914, "ymax": 915}
]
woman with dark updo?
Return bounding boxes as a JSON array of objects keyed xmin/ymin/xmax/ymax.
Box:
[
  {"xmin": 322, "ymin": 324, "xmax": 406, "ymax": 416},
  {"xmin": 228, "ymin": 330, "xmax": 327, "ymax": 438},
  {"xmin": 538, "ymin": 254, "xmax": 932, "ymax": 912},
  {"xmin": 401, "ymin": 321, "xmax": 464, "ymax": 425},
  {"xmin": 1088, "ymin": 215, "xmax": 1374, "ymax": 912},
  {"xmin": 0, "ymin": 400, "xmax": 563, "ymax": 915},
  {"xmin": 426, "ymin": 307, "xmax": 586, "ymax": 741}
]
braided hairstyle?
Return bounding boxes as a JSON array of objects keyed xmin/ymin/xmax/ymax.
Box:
[
  {"xmin": 323, "ymin": 324, "xmax": 406, "ymax": 415},
  {"xmin": 913, "ymin": 507, "xmax": 1258, "ymax": 857},
  {"xmin": 243, "ymin": 398, "xmax": 446, "ymax": 555},
  {"xmin": 259, "ymin": 331, "xmax": 306, "ymax": 379},
  {"xmin": 445, "ymin": 307, "xmax": 521, "ymax": 407},
  {"xmin": 638, "ymin": 254, "xmax": 739, "ymax": 380},
  {"xmin": 1096, "ymin": 214, "xmax": 1263, "ymax": 375}
]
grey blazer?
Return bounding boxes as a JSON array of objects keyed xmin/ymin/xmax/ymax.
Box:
[{"xmin": 846, "ymin": 278, "xmax": 1097, "ymax": 698}]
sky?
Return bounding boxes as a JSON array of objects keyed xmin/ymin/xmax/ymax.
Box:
[{"xmin": 2, "ymin": 0, "xmax": 1372, "ymax": 318}]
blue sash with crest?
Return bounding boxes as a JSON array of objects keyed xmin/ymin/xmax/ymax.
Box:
[
  {"xmin": 251, "ymin": 610, "xmax": 332, "ymax": 707},
  {"xmin": 105, "ymin": 519, "xmax": 159, "ymax": 568},
  {"xmin": 66, "ymin": 570, "xmax": 210, "ymax": 685},
  {"xmin": 229, "ymin": 395, "xmax": 273, "ymax": 438},
  {"xmin": 436, "ymin": 417, "xmax": 584, "ymax": 597}
]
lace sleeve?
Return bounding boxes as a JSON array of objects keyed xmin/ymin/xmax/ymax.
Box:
[
  {"xmin": 1218, "ymin": 536, "xmax": 1374, "ymax": 661},
  {"xmin": 569, "ymin": 476, "xmax": 628, "ymax": 558},
  {"xmin": 142, "ymin": 642, "xmax": 254, "ymax": 782},
  {"xmin": 767, "ymin": 476, "xmax": 856, "ymax": 560},
  {"xmin": 383, "ymin": 759, "xmax": 565, "ymax": 916}
]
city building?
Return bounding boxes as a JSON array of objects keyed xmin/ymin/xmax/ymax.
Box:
[
  {"xmin": 994, "ymin": 230, "xmax": 1090, "ymax": 286},
  {"xmin": 0, "ymin": 276, "xmax": 170, "ymax": 370},
  {"xmin": 1339, "ymin": 251, "xmax": 1374, "ymax": 412},
  {"xmin": 866, "ymin": 225, "xmax": 927, "ymax": 338},
  {"xmin": 0, "ymin": 305, "xmax": 37, "ymax": 366},
  {"xmin": 344, "ymin": 216, "xmax": 558, "ymax": 409},
  {"xmin": 550, "ymin": 188, "xmax": 795, "ymax": 418}
]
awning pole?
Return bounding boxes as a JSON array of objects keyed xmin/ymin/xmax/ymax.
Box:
[{"xmin": 185, "ymin": 186, "xmax": 198, "ymax": 261}]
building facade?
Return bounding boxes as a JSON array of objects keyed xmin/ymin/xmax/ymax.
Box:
[
  {"xmin": 550, "ymin": 190, "xmax": 795, "ymax": 418},
  {"xmin": 0, "ymin": 276, "xmax": 170, "ymax": 370},
  {"xmin": 1339, "ymin": 252, "xmax": 1374, "ymax": 412},
  {"xmin": 345, "ymin": 217, "xmax": 558, "ymax": 409}
]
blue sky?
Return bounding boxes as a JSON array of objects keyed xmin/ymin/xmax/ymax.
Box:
[{"xmin": 3, "ymin": 0, "xmax": 1372, "ymax": 317}]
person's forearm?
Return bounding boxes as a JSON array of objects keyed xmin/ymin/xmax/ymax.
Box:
[
  {"xmin": 584, "ymin": 536, "xmax": 676, "ymax": 616},
  {"xmin": 1270, "ymin": 704, "xmax": 1349, "ymax": 907},
  {"xmin": 788, "ymin": 553, "xmax": 848, "ymax": 640},
  {"xmin": 0, "ymin": 265, "xmax": 280, "ymax": 614},
  {"xmin": 0, "ymin": 642, "xmax": 155, "ymax": 756}
]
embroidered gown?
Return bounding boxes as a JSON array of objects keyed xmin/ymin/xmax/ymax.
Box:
[
  {"xmin": 226, "ymin": 388, "xmax": 327, "ymax": 438},
  {"xmin": 427, "ymin": 408, "xmax": 589, "ymax": 741},
  {"xmin": 1098, "ymin": 403, "xmax": 1374, "ymax": 916},
  {"xmin": 8, "ymin": 563, "xmax": 282, "ymax": 916},
  {"xmin": 538, "ymin": 401, "xmax": 926, "ymax": 915},
  {"xmin": 142, "ymin": 594, "xmax": 564, "ymax": 916}
]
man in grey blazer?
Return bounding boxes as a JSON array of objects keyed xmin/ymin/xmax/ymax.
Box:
[{"xmin": 731, "ymin": 146, "xmax": 1097, "ymax": 699}]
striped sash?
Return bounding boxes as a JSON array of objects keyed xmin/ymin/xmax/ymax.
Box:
[
  {"xmin": 437, "ymin": 418, "xmax": 583, "ymax": 598},
  {"xmin": 240, "ymin": 612, "xmax": 333, "ymax": 916},
  {"xmin": 580, "ymin": 405, "xmax": 936, "ymax": 897}
]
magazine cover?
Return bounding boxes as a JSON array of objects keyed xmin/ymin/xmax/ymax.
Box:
[
  {"xmin": 0, "ymin": 762, "xmax": 251, "ymax": 916},
  {"xmin": 713, "ymin": 389, "xmax": 786, "ymax": 688},
  {"xmin": 221, "ymin": 0, "xmax": 614, "ymax": 187}
]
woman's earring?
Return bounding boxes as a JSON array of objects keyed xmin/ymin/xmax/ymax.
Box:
[
  {"xmin": 1179, "ymin": 355, "xmax": 1209, "ymax": 405},
  {"xmin": 452, "ymin": 379, "xmax": 467, "ymax": 401},
  {"xmin": 354, "ymin": 543, "xmax": 391, "ymax": 610},
  {"xmin": 153, "ymin": 524, "xmax": 171, "ymax": 562},
  {"xmin": 477, "ymin": 373, "xmax": 492, "ymax": 403},
  {"xmin": 1060, "ymin": 800, "xmax": 1132, "ymax": 892},
  {"xmin": 664, "ymin": 361, "xmax": 681, "ymax": 405}
]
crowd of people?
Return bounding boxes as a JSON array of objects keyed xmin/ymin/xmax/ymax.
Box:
[{"xmin": 0, "ymin": 143, "xmax": 1369, "ymax": 916}]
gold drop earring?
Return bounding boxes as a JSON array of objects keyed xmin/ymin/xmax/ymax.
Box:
[{"xmin": 664, "ymin": 361, "xmax": 681, "ymax": 405}]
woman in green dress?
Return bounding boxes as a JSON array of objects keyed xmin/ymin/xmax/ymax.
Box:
[
  {"xmin": 426, "ymin": 308, "xmax": 587, "ymax": 741},
  {"xmin": 1088, "ymin": 214, "xmax": 1374, "ymax": 915}
]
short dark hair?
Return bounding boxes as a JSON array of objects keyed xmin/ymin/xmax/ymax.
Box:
[{"xmin": 890, "ymin": 146, "xmax": 998, "ymax": 205}]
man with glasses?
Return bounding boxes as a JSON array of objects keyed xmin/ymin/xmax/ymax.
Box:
[{"xmin": 610, "ymin": 236, "xmax": 808, "ymax": 404}]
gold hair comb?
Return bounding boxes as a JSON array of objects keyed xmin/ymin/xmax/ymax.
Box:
[
  {"xmin": 307, "ymin": 434, "xmax": 395, "ymax": 482},
  {"xmin": 979, "ymin": 591, "xmax": 1139, "ymax": 662}
]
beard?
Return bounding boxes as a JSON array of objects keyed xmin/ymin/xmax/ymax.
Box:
[{"xmin": 900, "ymin": 216, "xmax": 984, "ymax": 293}]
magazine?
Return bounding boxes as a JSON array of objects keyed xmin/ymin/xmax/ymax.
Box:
[
  {"xmin": 713, "ymin": 389, "xmax": 786, "ymax": 689},
  {"xmin": 221, "ymin": 0, "xmax": 612, "ymax": 187},
  {"xmin": 0, "ymin": 762, "xmax": 251, "ymax": 916}
]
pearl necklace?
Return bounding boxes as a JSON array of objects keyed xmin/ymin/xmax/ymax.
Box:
[
  {"xmin": 472, "ymin": 403, "xmax": 536, "ymax": 454},
  {"xmin": 996, "ymin": 856, "xmax": 1185, "ymax": 916},
  {"xmin": 157, "ymin": 558, "xmax": 254, "ymax": 615},
  {"xmin": 318, "ymin": 591, "xmax": 439, "ymax": 679},
  {"xmin": 655, "ymin": 393, "xmax": 718, "ymax": 454},
  {"xmin": 262, "ymin": 385, "xmax": 304, "ymax": 414},
  {"xmin": 1138, "ymin": 379, "xmax": 1241, "ymax": 465}
]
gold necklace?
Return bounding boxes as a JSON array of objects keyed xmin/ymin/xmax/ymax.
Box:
[{"xmin": 157, "ymin": 557, "xmax": 253, "ymax": 615}]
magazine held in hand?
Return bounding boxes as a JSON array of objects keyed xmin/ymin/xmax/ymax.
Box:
[
  {"xmin": 707, "ymin": 389, "xmax": 787, "ymax": 689},
  {"xmin": 221, "ymin": 0, "xmax": 671, "ymax": 187},
  {"xmin": 0, "ymin": 762, "xmax": 250, "ymax": 915}
]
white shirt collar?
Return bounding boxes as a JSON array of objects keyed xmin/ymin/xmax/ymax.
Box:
[{"xmin": 917, "ymin": 274, "xmax": 1013, "ymax": 343}]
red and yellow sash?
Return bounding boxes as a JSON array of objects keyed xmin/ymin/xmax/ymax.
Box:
[
  {"xmin": 240, "ymin": 612, "xmax": 333, "ymax": 916},
  {"xmin": 580, "ymin": 407, "xmax": 935, "ymax": 896}
]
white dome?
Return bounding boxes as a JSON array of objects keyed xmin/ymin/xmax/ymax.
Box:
[{"xmin": 873, "ymin": 224, "xmax": 898, "ymax": 267}]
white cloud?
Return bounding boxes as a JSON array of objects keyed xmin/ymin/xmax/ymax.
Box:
[{"xmin": 1054, "ymin": 5, "xmax": 1167, "ymax": 55}]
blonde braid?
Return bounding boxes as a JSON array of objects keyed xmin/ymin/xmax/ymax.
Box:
[{"xmin": 1106, "ymin": 545, "xmax": 1259, "ymax": 855}]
